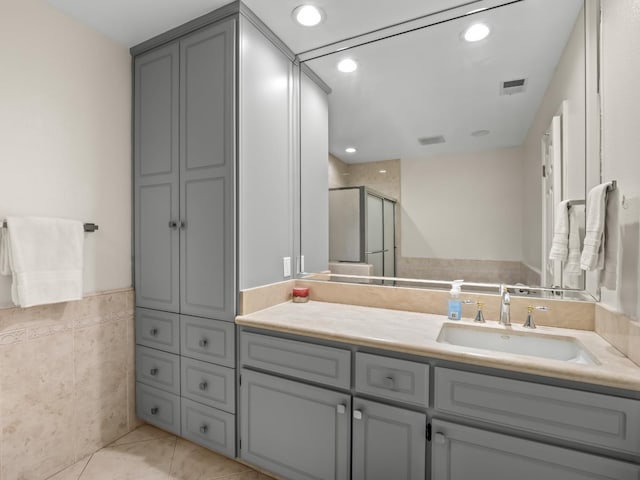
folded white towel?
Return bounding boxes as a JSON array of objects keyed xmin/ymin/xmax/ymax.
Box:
[
  {"xmin": 549, "ymin": 200, "xmax": 571, "ymax": 261},
  {"xmin": 563, "ymin": 204, "xmax": 584, "ymax": 288},
  {"xmin": 600, "ymin": 189, "xmax": 619, "ymax": 289},
  {"xmin": 580, "ymin": 182, "xmax": 612, "ymax": 271},
  {"xmin": 0, "ymin": 217, "xmax": 84, "ymax": 307}
]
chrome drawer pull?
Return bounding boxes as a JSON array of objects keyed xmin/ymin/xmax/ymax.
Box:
[
  {"xmin": 150, "ymin": 328, "xmax": 158, "ymax": 337},
  {"xmin": 383, "ymin": 375, "xmax": 395, "ymax": 388},
  {"xmin": 150, "ymin": 368, "xmax": 159, "ymax": 376},
  {"xmin": 199, "ymin": 425, "xmax": 208, "ymax": 434},
  {"xmin": 199, "ymin": 381, "xmax": 208, "ymax": 391},
  {"xmin": 199, "ymin": 338, "xmax": 208, "ymax": 348},
  {"xmin": 150, "ymin": 407, "xmax": 159, "ymax": 415}
]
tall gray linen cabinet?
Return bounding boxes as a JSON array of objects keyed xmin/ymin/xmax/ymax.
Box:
[{"xmin": 131, "ymin": 1, "xmax": 300, "ymax": 458}]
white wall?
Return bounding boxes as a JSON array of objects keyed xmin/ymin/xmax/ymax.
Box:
[
  {"xmin": 521, "ymin": 8, "xmax": 586, "ymax": 271},
  {"xmin": 0, "ymin": 0, "xmax": 132, "ymax": 307},
  {"xmin": 599, "ymin": 0, "xmax": 640, "ymax": 320},
  {"xmin": 401, "ymin": 147, "xmax": 524, "ymax": 261}
]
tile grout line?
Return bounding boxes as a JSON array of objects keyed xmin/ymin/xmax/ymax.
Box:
[
  {"xmin": 75, "ymin": 454, "xmax": 93, "ymax": 480},
  {"xmin": 168, "ymin": 436, "xmax": 179, "ymax": 478}
]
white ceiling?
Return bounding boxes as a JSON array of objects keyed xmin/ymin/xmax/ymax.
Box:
[{"xmin": 46, "ymin": 0, "xmax": 479, "ymax": 52}]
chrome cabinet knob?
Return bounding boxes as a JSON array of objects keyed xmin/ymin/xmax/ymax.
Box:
[
  {"xmin": 199, "ymin": 381, "xmax": 208, "ymax": 391},
  {"xmin": 149, "ymin": 328, "xmax": 158, "ymax": 337},
  {"xmin": 435, "ymin": 432, "xmax": 446, "ymax": 444},
  {"xmin": 168, "ymin": 220, "xmax": 178, "ymax": 229},
  {"xmin": 150, "ymin": 407, "xmax": 159, "ymax": 415},
  {"xmin": 150, "ymin": 368, "xmax": 158, "ymax": 376},
  {"xmin": 199, "ymin": 425, "xmax": 208, "ymax": 434},
  {"xmin": 353, "ymin": 410, "xmax": 363, "ymax": 420},
  {"xmin": 383, "ymin": 375, "xmax": 395, "ymax": 388},
  {"xmin": 336, "ymin": 404, "xmax": 346, "ymax": 414},
  {"xmin": 199, "ymin": 338, "xmax": 208, "ymax": 348}
]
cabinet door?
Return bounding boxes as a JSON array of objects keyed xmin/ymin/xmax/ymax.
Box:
[
  {"xmin": 179, "ymin": 19, "xmax": 236, "ymax": 320},
  {"xmin": 240, "ymin": 369, "xmax": 350, "ymax": 480},
  {"xmin": 134, "ymin": 42, "xmax": 180, "ymax": 312},
  {"xmin": 431, "ymin": 419, "xmax": 640, "ymax": 480},
  {"xmin": 352, "ymin": 398, "xmax": 426, "ymax": 480}
]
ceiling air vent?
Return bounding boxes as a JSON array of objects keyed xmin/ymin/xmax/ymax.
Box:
[
  {"xmin": 500, "ymin": 78, "xmax": 527, "ymax": 95},
  {"xmin": 418, "ymin": 135, "xmax": 446, "ymax": 146}
]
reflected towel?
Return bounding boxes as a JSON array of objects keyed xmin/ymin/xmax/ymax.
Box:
[
  {"xmin": 580, "ymin": 182, "xmax": 612, "ymax": 271},
  {"xmin": 564, "ymin": 204, "xmax": 584, "ymax": 288},
  {"xmin": 0, "ymin": 217, "xmax": 84, "ymax": 307},
  {"xmin": 549, "ymin": 200, "xmax": 571, "ymax": 261}
]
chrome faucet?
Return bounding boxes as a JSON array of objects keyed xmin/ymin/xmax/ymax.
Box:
[{"xmin": 499, "ymin": 285, "xmax": 511, "ymax": 326}]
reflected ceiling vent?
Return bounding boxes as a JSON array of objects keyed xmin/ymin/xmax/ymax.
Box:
[
  {"xmin": 500, "ymin": 78, "xmax": 527, "ymax": 95},
  {"xmin": 418, "ymin": 135, "xmax": 446, "ymax": 146}
]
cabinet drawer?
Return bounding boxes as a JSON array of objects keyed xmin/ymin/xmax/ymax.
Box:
[
  {"xmin": 181, "ymin": 357, "xmax": 235, "ymax": 413},
  {"xmin": 355, "ymin": 352, "xmax": 429, "ymax": 407},
  {"xmin": 434, "ymin": 367, "xmax": 640, "ymax": 455},
  {"xmin": 135, "ymin": 308, "xmax": 180, "ymax": 354},
  {"xmin": 241, "ymin": 332, "xmax": 351, "ymax": 389},
  {"xmin": 431, "ymin": 419, "xmax": 640, "ymax": 480},
  {"xmin": 180, "ymin": 315, "xmax": 235, "ymax": 367},
  {"xmin": 136, "ymin": 382, "xmax": 181, "ymax": 435},
  {"xmin": 136, "ymin": 345, "xmax": 180, "ymax": 395},
  {"xmin": 181, "ymin": 397, "xmax": 235, "ymax": 458}
]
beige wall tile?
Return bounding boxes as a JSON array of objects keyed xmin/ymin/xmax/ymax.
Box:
[{"xmin": 0, "ymin": 289, "xmax": 135, "ymax": 478}]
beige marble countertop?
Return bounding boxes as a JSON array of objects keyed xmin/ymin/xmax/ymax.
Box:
[{"xmin": 236, "ymin": 300, "xmax": 640, "ymax": 392}]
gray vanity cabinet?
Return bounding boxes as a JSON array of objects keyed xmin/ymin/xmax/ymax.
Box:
[
  {"xmin": 239, "ymin": 369, "xmax": 351, "ymax": 480},
  {"xmin": 134, "ymin": 18, "xmax": 235, "ymax": 321},
  {"xmin": 352, "ymin": 398, "xmax": 426, "ymax": 480},
  {"xmin": 431, "ymin": 419, "xmax": 640, "ymax": 480}
]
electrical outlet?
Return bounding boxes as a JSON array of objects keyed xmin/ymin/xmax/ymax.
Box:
[{"xmin": 283, "ymin": 257, "xmax": 291, "ymax": 277}]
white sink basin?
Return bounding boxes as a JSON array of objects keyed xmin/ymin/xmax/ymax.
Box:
[{"xmin": 437, "ymin": 323, "xmax": 599, "ymax": 365}]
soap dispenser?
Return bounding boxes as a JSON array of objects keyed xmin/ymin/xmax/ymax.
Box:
[{"xmin": 447, "ymin": 280, "xmax": 464, "ymax": 320}]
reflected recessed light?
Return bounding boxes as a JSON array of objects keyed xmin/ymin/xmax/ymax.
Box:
[
  {"xmin": 472, "ymin": 129, "xmax": 490, "ymax": 137},
  {"xmin": 345, "ymin": 147, "xmax": 357, "ymax": 153},
  {"xmin": 463, "ymin": 23, "xmax": 490, "ymax": 42},
  {"xmin": 337, "ymin": 58, "xmax": 358, "ymax": 73},
  {"xmin": 292, "ymin": 5, "xmax": 325, "ymax": 27},
  {"xmin": 378, "ymin": 169, "xmax": 387, "ymax": 174}
]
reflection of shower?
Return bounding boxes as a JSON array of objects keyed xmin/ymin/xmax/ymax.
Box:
[{"xmin": 329, "ymin": 186, "xmax": 396, "ymax": 277}]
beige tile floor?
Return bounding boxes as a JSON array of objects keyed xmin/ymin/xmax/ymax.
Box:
[{"xmin": 46, "ymin": 425, "xmax": 275, "ymax": 480}]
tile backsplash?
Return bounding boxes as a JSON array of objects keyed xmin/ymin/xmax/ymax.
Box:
[{"xmin": 0, "ymin": 288, "xmax": 138, "ymax": 480}]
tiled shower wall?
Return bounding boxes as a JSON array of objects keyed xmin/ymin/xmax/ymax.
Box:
[{"xmin": 0, "ymin": 288, "xmax": 138, "ymax": 480}]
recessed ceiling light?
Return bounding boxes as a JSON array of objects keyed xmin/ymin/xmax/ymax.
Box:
[
  {"xmin": 378, "ymin": 169, "xmax": 387, "ymax": 174},
  {"xmin": 345, "ymin": 147, "xmax": 357, "ymax": 153},
  {"xmin": 337, "ymin": 58, "xmax": 358, "ymax": 73},
  {"xmin": 463, "ymin": 23, "xmax": 490, "ymax": 42},
  {"xmin": 292, "ymin": 5, "xmax": 325, "ymax": 27},
  {"xmin": 472, "ymin": 129, "xmax": 490, "ymax": 137}
]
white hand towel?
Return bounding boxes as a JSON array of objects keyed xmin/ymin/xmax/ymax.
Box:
[
  {"xmin": 549, "ymin": 200, "xmax": 571, "ymax": 261},
  {"xmin": 580, "ymin": 182, "xmax": 612, "ymax": 271},
  {"xmin": 600, "ymin": 189, "xmax": 619, "ymax": 289},
  {"xmin": 563, "ymin": 204, "xmax": 584, "ymax": 288},
  {"xmin": 0, "ymin": 217, "xmax": 84, "ymax": 307}
]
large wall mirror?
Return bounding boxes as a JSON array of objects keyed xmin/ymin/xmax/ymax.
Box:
[{"xmin": 298, "ymin": 0, "xmax": 601, "ymax": 298}]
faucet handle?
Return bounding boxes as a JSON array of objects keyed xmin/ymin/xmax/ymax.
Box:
[
  {"xmin": 523, "ymin": 305, "xmax": 549, "ymax": 329},
  {"xmin": 474, "ymin": 302, "xmax": 485, "ymax": 323}
]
